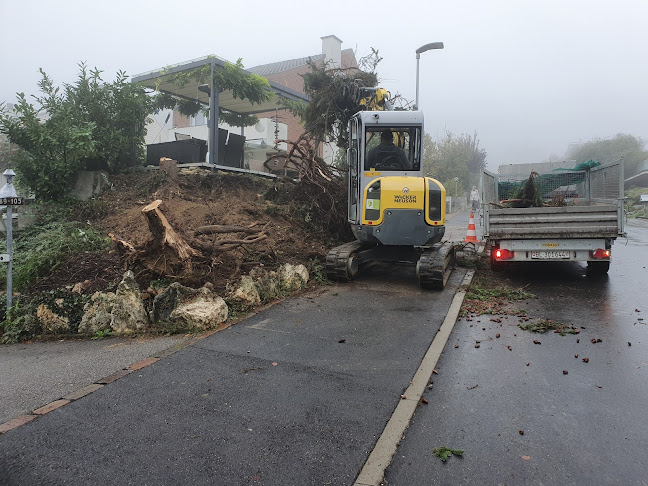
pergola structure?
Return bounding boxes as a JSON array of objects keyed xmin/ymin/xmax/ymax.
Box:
[{"xmin": 132, "ymin": 55, "xmax": 309, "ymax": 168}]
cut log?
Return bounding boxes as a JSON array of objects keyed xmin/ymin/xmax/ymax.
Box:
[{"xmin": 142, "ymin": 200, "xmax": 202, "ymax": 263}]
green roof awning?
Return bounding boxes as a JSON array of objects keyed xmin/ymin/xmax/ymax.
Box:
[{"xmin": 132, "ymin": 55, "xmax": 308, "ymax": 115}]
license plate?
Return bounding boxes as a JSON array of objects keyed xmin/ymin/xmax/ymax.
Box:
[{"xmin": 531, "ymin": 251, "xmax": 570, "ymax": 259}]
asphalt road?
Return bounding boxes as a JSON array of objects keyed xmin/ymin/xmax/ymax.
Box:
[
  {"xmin": 0, "ymin": 335, "xmax": 193, "ymax": 424},
  {"xmin": 0, "ymin": 257, "xmax": 468, "ymax": 485},
  {"xmin": 9, "ymin": 213, "xmax": 643, "ymax": 485},
  {"xmin": 384, "ymin": 218, "xmax": 648, "ymax": 485}
]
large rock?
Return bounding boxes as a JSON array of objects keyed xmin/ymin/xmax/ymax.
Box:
[
  {"xmin": 226, "ymin": 275, "xmax": 261, "ymax": 311},
  {"xmin": 37, "ymin": 304, "xmax": 70, "ymax": 334},
  {"xmin": 250, "ymin": 268, "xmax": 281, "ymax": 302},
  {"xmin": 279, "ymin": 263, "xmax": 309, "ymax": 291},
  {"xmin": 78, "ymin": 271, "xmax": 148, "ymax": 335},
  {"xmin": 78, "ymin": 292, "xmax": 116, "ymax": 335},
  {"xmin": 153, "ymin": 283, "xmax": 228, "ymax": 331},
  {"xmin": 111, "ymin": 271, "xmax": 149, "ymax": 332}
]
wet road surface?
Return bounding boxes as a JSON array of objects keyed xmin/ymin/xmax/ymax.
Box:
[
  {"xmin": 0, "ymin": 335, "xmax": 193, "ymax": 424},
  {"xmin": 0, "ymin": 259, "xmax": 467, "ymax": 485},
  {"xmin": 384, "ymin": 219, "xmax": 648, "ymax": 485}
]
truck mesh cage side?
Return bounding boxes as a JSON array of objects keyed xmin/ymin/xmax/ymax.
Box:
[
  {"xmin": 490, "ymin": 161, "xmax": 622, "ymax": 205},
  {"xmin": 495, "ymin": 170, "xmax": 587, "ymax": 202},
  {"xmin": 590, "ymin": 163, "xmax": 621, "ymax": 203},
  {"xmin": 481, "ymin": 171, "xmax": 496, "ymax": 204}
]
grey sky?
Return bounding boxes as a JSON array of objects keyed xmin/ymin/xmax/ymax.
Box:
[{"xmin": 1, "ymin": 0, "xmax": 646, "ymax": 169}]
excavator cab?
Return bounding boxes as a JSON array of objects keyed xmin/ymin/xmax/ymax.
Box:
[
  {"xmin": 328, "ymin": 110, "xmax": 455, "ymax": 289},
  {"xmin": 365, "ymin": 127, "xmax": 417, "ymax": 171}
]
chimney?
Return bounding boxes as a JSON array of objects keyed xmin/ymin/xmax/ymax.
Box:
[{"xmin": 321, "ymin": 35, "xmax": 342, "ymax": 69}]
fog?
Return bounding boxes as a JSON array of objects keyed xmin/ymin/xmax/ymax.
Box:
[{"xmin": 2, "ymin": 0, "xmax": 646, "ymax": 170}]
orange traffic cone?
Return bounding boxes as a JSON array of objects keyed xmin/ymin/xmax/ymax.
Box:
[{"xmin": 464, "ymin": 212, "xmax": 478, "ymax": 243}]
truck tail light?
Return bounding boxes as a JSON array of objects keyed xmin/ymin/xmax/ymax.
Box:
[
  {"xmin": 494, "ymin": 248, "xmax": 514, "ymax": 260},
  {"xmin": 591, "ymin": 248, "xmax": 610, "ymax": 259}
]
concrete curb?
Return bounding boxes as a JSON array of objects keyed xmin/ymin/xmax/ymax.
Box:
[{"xmin": 354, "ymin": 257, "xmax": 480, "ymax": 486}]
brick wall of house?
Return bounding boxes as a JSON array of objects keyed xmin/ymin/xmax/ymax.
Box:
[
  {"xmin": 173, "ymin": 110, "xmax": 190, "ymax": 129},
  {"xmin": 256, "ymin": 49, "xmax": 358, "ymax": 145}
]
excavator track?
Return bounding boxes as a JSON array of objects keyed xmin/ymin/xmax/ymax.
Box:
[
  {"xmin": 326, "ymin": 240, "xmax": 366, "ymax": 281},
  {"xmin": 417, "ymin": 241, "xmax": 456, "ymax": 290}
]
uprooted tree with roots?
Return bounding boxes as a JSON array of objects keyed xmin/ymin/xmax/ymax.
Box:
[
  {"xmin": 268, "ymin": 49, "xmax": 408, "ymax": 242},
  {"xmin": 264, "ymin": 134, "xmax": 352, "ymax": 241}
]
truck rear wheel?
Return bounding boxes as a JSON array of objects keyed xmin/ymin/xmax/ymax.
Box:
[{"xmin": 587, "ymin": 260, "xmax": 610, "ymax": 275}]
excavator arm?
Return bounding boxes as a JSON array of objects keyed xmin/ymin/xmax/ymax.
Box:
[{"xmin": 357, "ymin": 87, "xmax": 393, "ymax": 111}]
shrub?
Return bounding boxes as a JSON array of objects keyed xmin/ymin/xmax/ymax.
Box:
[
  {"xmin": 0, "ymin": 63, "xmax": 152, "ymax": 200},
  {"xmin": 0, "ymin": 221, "xmax": 109, "ymax": 292}
]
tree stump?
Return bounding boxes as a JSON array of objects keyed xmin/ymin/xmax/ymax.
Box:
[{"xmin": 141, "ymin": 200, "xmax": 202, "ymax": 269}]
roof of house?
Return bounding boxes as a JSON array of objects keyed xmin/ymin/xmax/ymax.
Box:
[
  {"xmin": 248, "ymin": 54, "xmax": 325, "ymax": 77},
  {"xmin": 248, "ymin": 49, "xmax": 356, "ymax": 77}
]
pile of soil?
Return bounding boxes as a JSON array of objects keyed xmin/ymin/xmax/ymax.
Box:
[{"xmin": 33, "ymin": 168, "xmax": 333, "ymax": 295}]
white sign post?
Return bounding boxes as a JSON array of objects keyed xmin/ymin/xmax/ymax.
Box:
[{"xmin": 0, "ymin": 169, "xmax": 23, "ymax": 310}]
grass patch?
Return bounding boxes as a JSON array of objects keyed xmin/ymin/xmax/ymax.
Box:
[
  {"xmin": 91, "ymin": 328, "xmax": 113, "ymax": 340},
  {"xmin": 305, "ymin": 258, "xmax": 330, "ymax": 286},
  {"xmin": 520, "ymin": 319, "xmax": 579, "ymax": 336},
  {"xmin": 0, "ymin": 289, "xmax": 91, "ymax": 343},
  {"xmin": 0, "ymin": 221, "xmax": 109, "ymax": 292}
]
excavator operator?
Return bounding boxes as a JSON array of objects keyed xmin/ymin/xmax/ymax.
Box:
[{"xmin": 366, "ymin": 129, "xmax": 412, "ymax": 170}]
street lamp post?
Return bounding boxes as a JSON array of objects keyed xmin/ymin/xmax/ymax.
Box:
[
  {"xmin": 415, "ymin": 42, "xmax": 444, "ymax": 110},
  {"xmin": 0, "ymin": 169, "xmax": 22, "ymax": 310}
]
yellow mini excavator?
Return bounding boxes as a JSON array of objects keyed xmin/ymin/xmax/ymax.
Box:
[{"xmin": 326, "ymin": 89, "xmax": 455, "ymax": 289}]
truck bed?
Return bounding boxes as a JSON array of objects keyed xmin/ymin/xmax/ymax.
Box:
[{"xmin": 486, "ymin": 205, "xmax": 621, "ymax": 239}]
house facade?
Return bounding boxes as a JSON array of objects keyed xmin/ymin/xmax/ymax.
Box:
[
  {"xmin": 247, "ymin": 35, "xmax": 358, "ymax": 164},
  {"xmin": 146, "ymin": 35, "xmax": 358, "ymax": 172}
]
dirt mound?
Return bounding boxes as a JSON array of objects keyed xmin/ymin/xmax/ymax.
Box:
[{"xmin": 60, "ymin": 169, "xmax": 332, "ymax": 295}]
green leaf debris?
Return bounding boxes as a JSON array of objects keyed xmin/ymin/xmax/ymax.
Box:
[
  {"xmin": 519, "ymin": 319, "xmax": 579, "ymax": 336},
  {"xmin": 433, "ymin": 446, "xmax": 464, "ymax": 462}
]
